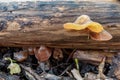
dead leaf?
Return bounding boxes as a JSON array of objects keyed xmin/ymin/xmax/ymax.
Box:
[
  {"xmin": 34, "ymin": 45, "xmax": 52, "ymax": 62},
  {"xmin": 53, "ymin": 48, "xmax": 63, "ymax": 61},
  {"xmin": 27, "ymin": 47, "xmax": 35, "ymax": 55},
  {"xmin": 14, "ymin": 50, "xmax": 28, "ymax": 62}
]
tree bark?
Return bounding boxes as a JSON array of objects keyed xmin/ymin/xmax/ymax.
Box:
[{"xmin": 0, "ymin": 1, "xmax": 120, "ymax": 49}]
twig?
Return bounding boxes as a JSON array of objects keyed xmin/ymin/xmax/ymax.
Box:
[
  {"xmin": 59, "ymin": 65, "xmax": 72, "ymax": 76},
  {"xmin": 51, "ymin": 63, "xmax": 70, "ymax": 70},
  {"xmin": 20, "ymin": 64, "xmax": 45, "ymax": 80},
  {"xmin": 44, "ymin": 74, "xmax": 61, "ymax": 80},
  {"xmin": 71, "ymin": 68, "xmax": 83, "ymax": 80},
  {"xmin": 97, "ymin": 57, "xmax": 106, "ymax": 79},
  {"xmin": 66, "ymin": 49, "xmax": 77, "ymax": 63},
  {"xmin": 66, "ymin": 71, "xmax": 73, "ymax": 78}
]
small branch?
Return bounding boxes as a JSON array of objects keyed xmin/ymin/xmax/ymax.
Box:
[
  {"xmin": 66, "ymin": 49, "xmax": 77, "ymax": 63},
  {"xmin": 97, "ymin": 57, "xmax": 106, "ymax": 79},
  {"xmin": 71, "ymin": 68, "xmax": 83, "ymax": 80},
  {"xmin": 59, "ymin": 65, "xmax": 72, "ymax": 76},
  {"xmin": 20, "ymin": 64, "xmax": 45, "ymax": 80}
]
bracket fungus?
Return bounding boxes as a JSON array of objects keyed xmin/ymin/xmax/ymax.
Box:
[{"xmin": 63, "ymin": 15, "xmax": 112, "ymax": 41}]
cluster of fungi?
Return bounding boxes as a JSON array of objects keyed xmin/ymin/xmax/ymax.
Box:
[{"xmin": 64, "ymin": 15, "xmax": 112, "ymax": 41}]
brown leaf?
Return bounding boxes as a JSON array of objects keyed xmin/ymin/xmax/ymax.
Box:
[
  {"xmin": 27, "ymin": 47, "xmax": 35, "ymax": 55},
  {"xmin": 14, "ymin": 50, "xmax": 28, "ymax": 62},
  {"xmin": 34, "ymin": 45, "xmax": 52, "ymax": 62},
  {"xmin": 53, "ymin": 48, "xmax": 63, "ymax": 61}
]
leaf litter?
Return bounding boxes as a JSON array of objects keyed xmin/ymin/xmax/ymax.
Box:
[{"xmin": 0, "ymin": 47, "xmax": 119, "ymax": 80}]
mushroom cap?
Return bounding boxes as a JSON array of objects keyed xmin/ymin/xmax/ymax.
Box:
[
  {"xmin": 74, "ymin": 15, "xmax": 91, "ymax": 24},
  {"xmin": 87, "ymin": 22, "xmax": 104, "ymax": 33},
  {"xmin": 90, "ymin": 30, "xmax": 112, "ymax": 41},
  {"xmin": 63, "ymin": 23, "xmax": 88, "ymax": 30},
  {"xmin": 64, "ymin": 22, "xmax": 104, "ymax": 33}
]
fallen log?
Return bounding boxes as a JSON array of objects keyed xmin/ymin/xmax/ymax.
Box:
[{"xmin": 0, "ymin": 1, "xmax": 120, "ymax": 49}]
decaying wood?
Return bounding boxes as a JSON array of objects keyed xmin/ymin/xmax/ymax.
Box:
[
  {"xmin": 0, "ymin": 1, "xmax": 120, "ymax": 49},
  {"xmin": 73, "ymin": 50, "xmax": 116, "ymax": 65}
]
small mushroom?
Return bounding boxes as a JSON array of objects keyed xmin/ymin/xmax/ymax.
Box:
[
  {"xmin": 34, "ymin": 45, "xmax": 52, "ymax": 62},
  {"xmin": 74, "ymin": 15, "xmax": 91, "ymax": 24}
]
